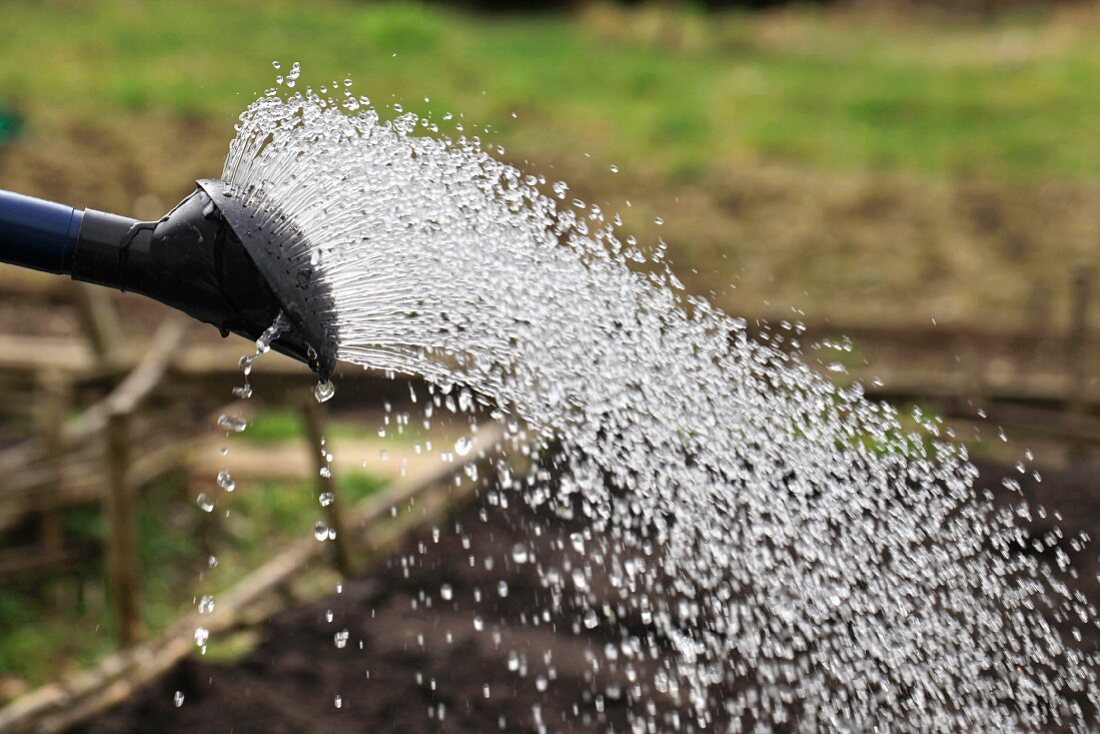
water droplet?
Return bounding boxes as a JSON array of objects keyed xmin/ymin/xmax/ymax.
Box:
[
  {"xmin": 569, "ymin": 532, "xmax": 585, "ymax": 554},
  {"xmin": 454, "ymin": 436, "xmax": 473, "ymax": 456},
  {"xmin": 217, "ymin": 470, "xmax": 236, "ymax": 492},
  {"xmin": 458, "ymin": 389, "xmax": 474, "ymax": 412},
  {"xmin": 314, "ymin": 521, "xmax": 330, "ymax": 541},
  {"xmin": 212, "ymin": 85, "xmax": 1099, "ymax": 730},
  {"xmin": 314, "ymin": 379, "xmax": 336, "ymax": 403},
  {"xmin": 319, "ymin": 491, "xmax": 335, "ymax": 507},
  {"xmin": 196, "ymin": 493, "xmax": 214, "ymax": 513},
  {"xmin": 511, "ymin": 544, "xmax": 528, "ymax": 564},
  {"xmin": 198, "ymin": 595, "xmax": 216, "ymax": 615},
  {"xmin": 174, "ymin": 690, "xmax": 185, "ymax": 708},
  {"xmin": 217, "ymin": 414, "xmax": 247, "ymax": 432},
  {"xmin": 285, "ymin": 61, "xmax": 301, "ymax": 88},
  {"xmin": 440, "ymin": 584, "xmax": 453, "ymax": 601}
]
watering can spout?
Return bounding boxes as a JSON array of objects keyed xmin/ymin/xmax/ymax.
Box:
[{"xmin": 0, "ymin": 185, "xmax": 336, "ymax": 380}]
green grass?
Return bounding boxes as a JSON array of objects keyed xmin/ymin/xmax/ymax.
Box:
[
  {"xmin": 244, "ymin": 408, "xmax": 426, "ymax": 443},
  {"xmin": 1, "ymin": 0, "xmax": 1099, "ymax": 179},
  {"xmin": 243, "ymin": 409, "xmax": 307, "ymax": 443},
  {"xmin": 0, "ymin": 469, "xmax": 384, "ymax": 691}
]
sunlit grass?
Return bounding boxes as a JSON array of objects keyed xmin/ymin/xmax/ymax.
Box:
[
  {"xmin": 243, "ymin": 408, "xmax": 426, "ymax": 443},
  {"xmin": 0, "ymin": 0, "xmax": 1098, "ymax": 179}
]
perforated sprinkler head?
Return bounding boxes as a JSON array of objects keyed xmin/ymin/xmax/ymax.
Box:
[{"xmin": 0, "ymin": 182, "xmax": 337, "ymax": 380}]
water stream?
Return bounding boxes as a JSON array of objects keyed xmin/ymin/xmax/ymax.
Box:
[{"xmin": 215, "ymin": 71, "xmax": 1097, "ymax": 731}]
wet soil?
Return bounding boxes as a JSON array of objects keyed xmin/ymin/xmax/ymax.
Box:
[
  {"xmin": 67, "ymin": 459, "xmax": 1099, "ymax": 733},
  {"xmin": 68, "ymin": 484, "xmax": 687, "ymax": 734}
]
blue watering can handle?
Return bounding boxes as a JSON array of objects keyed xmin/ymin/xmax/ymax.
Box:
[{"xmin": 0, "ymin": 189, "xmax": 83, "ymax": 275}]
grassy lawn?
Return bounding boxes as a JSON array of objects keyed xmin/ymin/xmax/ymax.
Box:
[
  {"xmin": 0, "ymin": 0, "xmax": 1098, "ymax": 181},
  {"xmin": 2, "ymin": 1, "xmax": 1098, "ymax": 330}
]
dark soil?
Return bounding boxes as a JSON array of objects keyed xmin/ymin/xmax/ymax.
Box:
[
  {"xmin": 68, "ymin": 484, "xmax": 688, "ymax": 733},
  {"xmin": 68, "ymin": 459, "xmax": 1100, "ymax": 733}
]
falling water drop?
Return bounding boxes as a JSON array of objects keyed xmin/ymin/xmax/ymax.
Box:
[
  {"xmin": 314, "ymin": 379, "xmax": 336, "ymax": 403},
  {"xmin": 212, "ymin": 76, "xmax": 1100, "ymax": 730},
  {"xmin": 217, "ymin": 470, "xmax": 236, "ymax": 492},
  {"xmin": 217, "ymin": 414, "xmax": 247, "ymax": 433},
  {"xmin": 511, "ymin": 544, "xmax": 528, "ymax": 564}
]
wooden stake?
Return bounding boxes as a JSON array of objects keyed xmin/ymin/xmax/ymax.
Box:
[
  {"xmin": 34, "ymin": 371, "xmax": 69, "ymax": 552},
  {"xmin": 299, "ymin": 399, "xmax": 355, "ymax": 578},
  {"xmin": 71, "ymin": 283, "xmax": 123, "ymax": 368},
  {"xmin": 104, "ymin": 408, "xmax": 143, "ymax": 646},
  {"xmin": 1067, "ymin": 265, "xmax": 1093, "ymax": 463}
]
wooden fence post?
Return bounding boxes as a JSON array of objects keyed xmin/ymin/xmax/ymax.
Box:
[
  {"xmin": 35, "ymin": 371, "xmax": 70, "ymax": 553},
  {"xmin": 105, "ymin": 407, "xmax": 144, "ymax": 646},
  {"xmin": 72, "ymin": 283, "xmax": 123, "ymax": 369},
  {"xmin": 1067, "ymin": 265, "xmax": 1093, "ymax": 463},
  {"xmin": 300, "ymin": 400, "xmax": 355, "ymax": 578}
]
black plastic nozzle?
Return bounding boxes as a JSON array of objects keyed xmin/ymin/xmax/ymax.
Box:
[{"xmin": 0, "ymin": 184, "xmax": 337, "ymax": 380}]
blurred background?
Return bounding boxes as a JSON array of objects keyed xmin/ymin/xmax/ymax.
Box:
[{"xmin": 0, "ymin": 0, "xmax": 1098, "ymax": 730}]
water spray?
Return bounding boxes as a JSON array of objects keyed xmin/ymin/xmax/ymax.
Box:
[
  {"xmin": 2, "ymin": 79, "xmax": 1097, "ymax": 728},
  {"xmin": 0, "ymin": 181, "xmax": 337, "ymax": 379}
]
